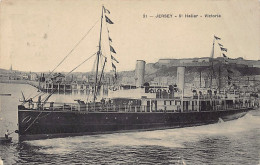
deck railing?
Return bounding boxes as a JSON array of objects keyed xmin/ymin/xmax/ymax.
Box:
[{"xmin": 23, "ymin": 100, "xmax": 252, "ymax": 113}]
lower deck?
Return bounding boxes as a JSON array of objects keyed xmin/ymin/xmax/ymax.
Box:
[{"xmin": 18, "ymin": 107, "xmax": 251, "ymax": 141}]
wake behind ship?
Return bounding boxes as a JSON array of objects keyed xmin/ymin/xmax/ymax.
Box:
[{"xmin": 17, "ymin": 6, "xmax": 256, "ymax": 141}]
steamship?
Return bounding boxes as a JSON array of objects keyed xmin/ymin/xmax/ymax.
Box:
[{"xmin": 17, "ymin": 6, "xmax": 255, "ymax": 141}]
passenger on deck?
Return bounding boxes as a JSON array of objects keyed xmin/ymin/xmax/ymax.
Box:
[
  {"xmin": 5, "ymin": 130, "xmax": 9, "ymax": 139},
  {"xmin": 128, "ymin": 101, "xmax": 133, "ymax": 112},
  {"xmin": 50, "ymin": 102, "xmax": 54, "ymax": 110},
  {"xmin": 37, "ymin": 96, "xmax": 42, "ymax": 110},
  {"xmin": 100, "ymin": 98, "xmax": 105, "ymax": 110},
  {"xmin": 101, "ymin": 98, "xmax": 105, "ymax": 105},
  {"xmin": 28, "ymin": 98, "xmax": 33, "ymax": 109}
]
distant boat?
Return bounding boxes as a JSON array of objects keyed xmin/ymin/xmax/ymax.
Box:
[
  {"xmin": 0, "ymin": 94, "xmax": 11, "ymax": 96},
  {"xmin": 0, "ymin": 137, "xmax": 12, "ymax": 144}
]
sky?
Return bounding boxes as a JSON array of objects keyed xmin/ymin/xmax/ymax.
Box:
[{"xmin": 0, "ymin": 0, "xmax": 259, "ymax": 72}]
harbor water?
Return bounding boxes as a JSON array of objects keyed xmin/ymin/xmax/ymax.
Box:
[{"xmin": 0, "ymin": 83, "xmax": 259, "ymax": 164}]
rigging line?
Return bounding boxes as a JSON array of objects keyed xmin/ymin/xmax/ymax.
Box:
[
  {"xmin": 24, "ymin": 90, "xmax": 58, "ymax": 132},
  {"xmin": 42, "ymin": 89, "xmax": 57, "ymax": 105},
  {"xmin": 99, "ymin": 58, "xmax": 107, "ymax": 85},
  {"xmin": 31, "ymin": 92, "xmax": 42, "ymax": 99},
  {"xmin": 41, "ymin": 89, "xmax": 55, "ymax": 102},
  {"xmin": 66, "ymin": 52, "xmax": 97, "ymax": 76},
  {"xmin": 25, "ymin": 89, "xmax": 37, "ymax": 101},
  {"xmin": 26, "ymin": 91, "xmax": 43, "ymax": 101},
  {"xmin": 85, "ymin": 55, "xmax": 97, "ymax": 102},
  {"xmin": 99, "ymin": 44, "xmax": 108, "ymax": 84},
  {"xmin": 25, "ymin": 81, "xmax": 47, "ymax": 100},
  {"xmin": 32, "ymin": 91, "xmax": 46, "ymax": 100},
  {"xmin": 92, "ymin": 55, "xmax": 97, "ymax": 74},
  {"xmin": 48, "ymin": 19, "xmax": 99, "ymax": 78},
  {"xmin": 24, "ymin": 111, "xmax": 43, "ymax": 132}
]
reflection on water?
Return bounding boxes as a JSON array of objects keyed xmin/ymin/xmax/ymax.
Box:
[{"xmin": 0, "ymin": 83, "xmax": 260, "ymax": 164}]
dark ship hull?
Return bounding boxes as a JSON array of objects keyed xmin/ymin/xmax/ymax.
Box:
[{"xmin": 18, "ymin": 108, "xmax": 251, "ymax": 141}]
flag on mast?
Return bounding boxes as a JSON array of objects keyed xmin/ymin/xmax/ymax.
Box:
[
  {"xmin": 112, "ymin": 63, "xmax": 116, "ymax": 69},
  {"xmin": 105, "ymin": 16, "xmax": 114, "ymax": 24},
  {"xmin": 111, "ymin": 55, "xmax": 119, "ymax": 63},
  {"xmin": 109, "ymin": 37, "xmax": 112, "ymax": 42},
  {"xmin": 214, "ymin": 35, "xmax": 221, "ymax": 40},
  {"xmin": 110, "ymin": 45, "xmax": 116, "ymax": 53},
  {"xmin": 218, "ymin": 43, "xmax": 223, "ymax": 47},
  {"xmin": 104, "ymin": 7, "xmax": 110, "ymax": 14},
  {"xmin": 221, "ymin": 47, "xmax": 227, "ymax": 52},
  {"xmin": 112, "ymin": 63, "xmax": 117, "ymax": 80}
]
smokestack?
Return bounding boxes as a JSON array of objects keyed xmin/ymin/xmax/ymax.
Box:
[
  {"xmin": 177, "ymin": 66, "xmax": 185, "ymax": 93},
  {"xmin": 135, "ymin": 60, "xmax": 146, "ymax": 87}
]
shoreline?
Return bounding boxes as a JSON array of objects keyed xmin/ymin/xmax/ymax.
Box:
[{"xmin": 0, "ymin": 79, "xmax": 35, "ymax": 84}]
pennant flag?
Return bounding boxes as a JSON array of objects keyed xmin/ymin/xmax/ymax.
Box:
[
  {"xmin": 105, "ymin": 16, "xmax": 114, "ymax": 24},
  {"xmin": 218, "ymin": 43, "xmax": 223, "ymax": 47},
  {"xmin": 111, "ymin": 55, "xmax": 119, "ymax": 63},
  {"xmin": 112, "ymin": 62, "xmax": 118, "ymax": 80},
  {"xmin": 223, "ymin": 53, "xmax": 227, "ymax": 58},
  {"xmin": 112, "ymin": 63, "xmax": 116, "ymax": 69},
  {"xmin": 109, "ymin": 37, "xmax": 112, "ymax": 42},
  {"xmin": 110, "ymin": 45, "xmax": 116, "ymax": 53},
  {"xmin": 104, "ymin": 7, "xmax": 110, "ymax": 14},
  {"xmin": 221, "ymin": 47, "xmax": 227, "ymax": 52},
  {"xmin": 214, "ymin": 35, "xmax": 221, "ymax": 40}
]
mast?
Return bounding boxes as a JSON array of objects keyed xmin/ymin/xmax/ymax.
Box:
[
  {"xmin": 94, "ymin": 5, "xmax": 104, "ymax": 102},
  {"xmin": 210, "ymin": 37, "xmax": 215, "ymax": 88},
  {"xmin": 218, "ymin": 64, "xmax": 221, "ymax": 93},
  {"xmin": 199, "ymin": 70, "xmax": 202, "ymax": 88}
]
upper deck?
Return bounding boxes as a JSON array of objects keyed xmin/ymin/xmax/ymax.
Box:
[{"xmin": 18, "ymin": 93, "xmax": 255, "ymax": 113}]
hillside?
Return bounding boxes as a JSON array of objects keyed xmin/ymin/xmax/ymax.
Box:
[{"xmin": 117, "ymin": 61, "xmax": 260, "ymax": 84}]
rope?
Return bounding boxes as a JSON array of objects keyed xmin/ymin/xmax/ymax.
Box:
[
  {"xmin": 32, "ymin": 92, "xmax": 45, "ymax": 100},
  {"xmin": 47, "ymin": 19, "xmax": 99, "ymax": 78},
  {"xmin": 24, "ymin": 89, "xmax": 58, "ymax": 132},
  {"xmin": 66, "ymin": 52, "xmax": 97, "ymax": 76},
  {"xmin": 24, "ymin": 111, "xmax": 43, "ymax": 132}
]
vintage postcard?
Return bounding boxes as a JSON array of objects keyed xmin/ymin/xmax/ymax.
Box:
[{"xmin": 0, "ymin": 0, "xmax": 259, "ymax": 164}]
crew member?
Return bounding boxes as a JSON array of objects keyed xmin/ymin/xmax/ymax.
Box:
[
  {"xmin": 5, "ymin": 130, "xmax": 9, "ymax": 139},
  {"xmin": 28, "ymin": 98, "xmax": 33, "ymax": 109}
]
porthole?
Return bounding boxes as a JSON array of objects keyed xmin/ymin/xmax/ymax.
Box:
[
  {"xmin": 115, "ymin": 117, "xmax": 117, "ymax": 119},
  {"xmin": 136, "ymin": 117, "xmax": 138, "ymax": 119}
]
